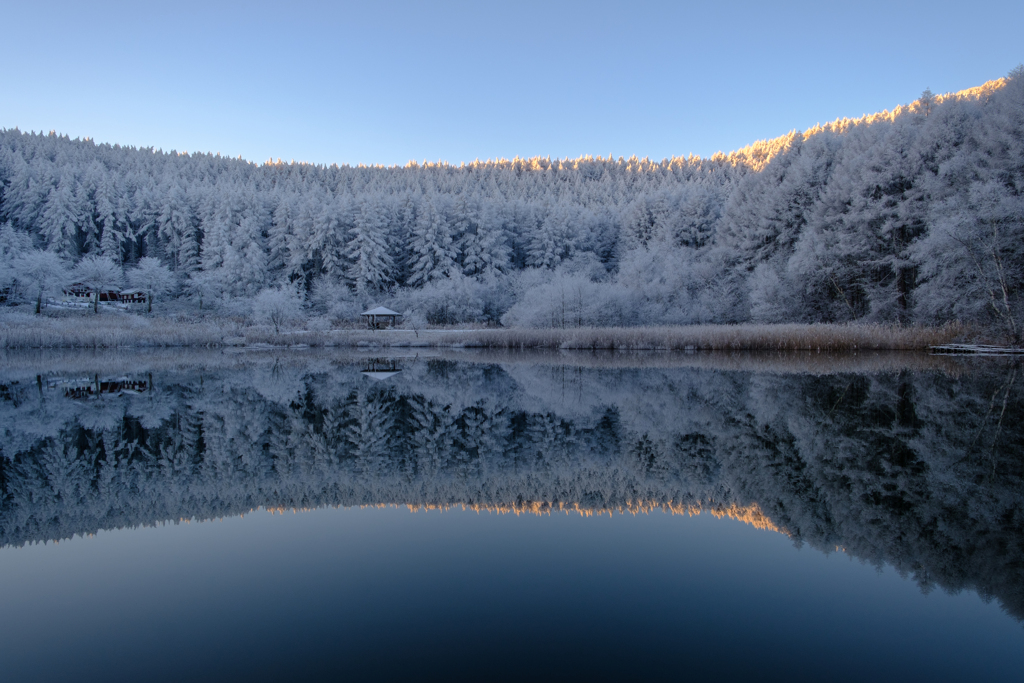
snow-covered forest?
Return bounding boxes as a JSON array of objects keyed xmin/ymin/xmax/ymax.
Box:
[
  {"xmin": 1, "ymin": 355, "xmax": 1021, "ymax": 618},
  {"xmin": 1, "ymin": 69, "xmax": 1022, "ymax": 338}
]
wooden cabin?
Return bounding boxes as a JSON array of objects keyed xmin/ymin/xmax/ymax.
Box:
[{"xmin": 360, "ymin": 306, "xmax": 401, "ymax": 329}]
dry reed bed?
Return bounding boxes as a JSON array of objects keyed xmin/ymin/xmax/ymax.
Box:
[{"xmin": 0, "ymin": 313, "xmax": 238, "ymax": 348}]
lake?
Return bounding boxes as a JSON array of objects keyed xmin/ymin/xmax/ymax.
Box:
[{"xmin": 0, "ymin": 349, "xmax": 1021, "ymax": 682}]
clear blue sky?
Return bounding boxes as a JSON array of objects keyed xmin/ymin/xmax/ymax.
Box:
[{"xmin": 2, "ymin": 0, "xmax": 1021, "ymax": 167}]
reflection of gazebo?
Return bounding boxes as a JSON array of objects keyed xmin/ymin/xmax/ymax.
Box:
[
  {"xmin": 360, "ymin": 358, "xmax": 402, "ymax": 381},
  {"xmin": 361, "ymin": 306, "xmax": 401, "ymax": 329}
]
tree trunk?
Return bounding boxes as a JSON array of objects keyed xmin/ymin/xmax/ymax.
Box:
[{"xmin": 36, "ymin": 292, "xmax": 42, "ymax": 315}]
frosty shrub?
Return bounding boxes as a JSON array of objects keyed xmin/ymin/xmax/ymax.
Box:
[
  {"xmin": 127, "ymin": 257, "xmax": 176, "ymax": 313},
  {"xmin": 617, "ymin": 244, "xmax": 745, "ymax": 325},
  {"xmin": 253, "ymin": 287, "xmax": 305, "ymax": 333},
  {"xmin": 305, "ymin": 316, "xmax": 332, "ymax": 332},
  {"xmin": 501, "ymin": 272, "xmax": 632, "ymax": 328},
  {"xmin": 748, "ymin": 264, "xmax": 791, "ymax": 323},
  {"xmin": 329, "ymin": 299, "xmax": 366, "ymax": 326},
  {"xmin": 0, "ymin": 223, "xmax": 34, "ymax": 303},
  {"xmin": 402, "ymin": 274, "xmax": 512, "ymax": 326},
  {"xmin": 183, "ymin": 270, "xmax": 226, "ymax": 311},
  {"xmin": 401, "ymin": 310, "xmax": 428, "ymax": 331},
  {"xmin": 309, "ymin": 277, "xmax": 368, "ymax": 324}
]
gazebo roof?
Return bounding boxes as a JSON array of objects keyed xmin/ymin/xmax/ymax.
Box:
[
  {"xmin": 361, "ymin": 370, "xmax": 402, "ymax": 381},
  {"xmin": 361, "ymin": 306, "xmax": 400, "ymax": 316}
]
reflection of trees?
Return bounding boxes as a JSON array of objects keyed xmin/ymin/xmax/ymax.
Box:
[{"xmin": 0, "ymin": 359, "xmax": 1021, "ymax": 619}]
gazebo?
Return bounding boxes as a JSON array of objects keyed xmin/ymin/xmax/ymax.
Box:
[
  {"xmin": 360, "ymin": 306, "xmax": 401, "ymax": 329},
  {"xmin": 118, "ymin": 289, "xmax": 148, "ymax": 305},
  {"xmin": 360, "ymin": 358, "xmax": 402, "ymax": 381}
]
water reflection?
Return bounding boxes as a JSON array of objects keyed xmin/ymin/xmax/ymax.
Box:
[{"xmin": 0, "ymin": 351, "xmax": 1021, "ymax": 620}]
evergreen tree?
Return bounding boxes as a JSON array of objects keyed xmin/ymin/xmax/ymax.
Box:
[
  {"xmin": 127, "ymin": 257, "xmax": 176, "ymax": 313},
  {"xmin": 39, "ymin": 171, "xmax": 84, "ymax": 257},
  {"xmin": 346, "ymin": 198, "xmax": 394, "ymax": 293},
  {"xmin": 407, "ymin": 200, "xmax": 456, "ymax": 286}
]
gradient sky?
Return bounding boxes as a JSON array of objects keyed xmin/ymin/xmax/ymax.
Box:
[{"xmin": 2, "ymin": 0, "xmax": 1022, "ymax": 167}]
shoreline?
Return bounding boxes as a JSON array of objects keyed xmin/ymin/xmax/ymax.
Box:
[
  {"xmin": 0, "ymin": 346, "xmax": 986, "ymax": 378},
  {"xmin": 0, "ymin": 313, "xmax": 970, "ymax": 351}
]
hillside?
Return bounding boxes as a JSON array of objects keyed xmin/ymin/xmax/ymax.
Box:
[{"xmin": 1, "ymin": 69, "xmax": 1022, "ymax": 339}]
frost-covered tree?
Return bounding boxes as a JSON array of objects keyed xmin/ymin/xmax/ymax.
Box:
[
  {"xmin": 345, "ymin": 199, "xmax": 394, "ymax": 293},
  {"xmin": 407, "ymin": 200, "xmax": 456, "ymax": 287},
  {"xmin": 267, "ymin": 195, "xmax": 294, "ymax": 281},
  {"xmin": 0, "ymin": 222, "xmax": 32, "ymax": 263},
  {"xmin": 72, "ymin": 254, "xmax": 123, "ymax": 313},
  {"xmin": 12, "ymin": 250, "xmax": 69, "ymax": 313},
  {"xmin": 748, "ymin": 263, "xmax": 791, "ymax": 323},
  {"xmin": 253, "ymin": 285, "xmax": 305, "ymax": 333},
  {"xmin": 912, "ymin": 184, "xmax": 1024, "ymax": 341},
  {"xmin": 127, "ymin": 257, "xmax": 176, "ymax": 313},
  {"xmin": 38, "ymin": 171, "xmax": 85, "ymax": 257},
  {"xmin": 184, "ymin": 269, "xmax": 226, "ymax": 311},
  {"xmin": 156, "ymin": 183, "xmax": 198, "ymax": 273},
  {"xmin": 462, "ymin": 203, "xmax": 511, "ymax": 277},
  {"xmin": 94, "ymin": 174, "xmax": 125, "ymax": 263}
]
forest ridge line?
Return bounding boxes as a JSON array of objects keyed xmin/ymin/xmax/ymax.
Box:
[{"xmin": 8, "ymin": 78, "xmax": 1007, "ymax": 172}]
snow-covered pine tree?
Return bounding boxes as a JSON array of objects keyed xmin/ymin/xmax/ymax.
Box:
[
  {"xmin": 313, "ymin": 196, "xmax": 349, "ymax": 279},
  {"xmin": 345, "ymin": 197, "xmax": 394, "ymax": 293},
  {"xmin": 463, "ymin": 202, "xmax": 511, "ymax": 277},
  {"xmin": 407, "ymin": 200, "xmax": 456, "ymax": 287},
  {"xmin": 38, "ymin": 170, "xmax": 84, "ymax": 257},
  {"xmin": 156, "ymin": 182, "xmax": 198, "ymax": 272},
  {"xmin": 267, "ymin": 193, "xmax": 294, "ymax": 283}
]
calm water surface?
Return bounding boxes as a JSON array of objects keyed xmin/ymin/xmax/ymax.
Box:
[{"xmin": 0, "ymin": 350, "xmax": 1021, "ymax": 682}]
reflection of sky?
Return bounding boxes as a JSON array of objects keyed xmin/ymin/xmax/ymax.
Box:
[{"xmin": 0, "ymin": 508, "xmax": 1020, "ymax": 682}]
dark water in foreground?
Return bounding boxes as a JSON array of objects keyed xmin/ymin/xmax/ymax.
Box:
[{"xmin": 0, "ymin": 350, "xmax": 1021, "ymax": 682}]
